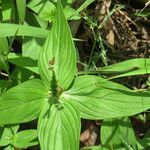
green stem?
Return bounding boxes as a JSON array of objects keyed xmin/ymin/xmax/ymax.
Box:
[{"xmin": 88, "ymin": 35, "xmax": 97, "ymax": 66}]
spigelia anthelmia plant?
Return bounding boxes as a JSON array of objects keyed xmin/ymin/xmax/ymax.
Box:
[{"xmin": 0, "ymin": 0, "xmax": 150, "ymax": 149}]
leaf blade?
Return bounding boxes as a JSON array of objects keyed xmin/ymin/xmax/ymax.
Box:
[
  {"xmin": 0, "ymin": 23, "xmax": 48, "ymax": 38},
  {"xmin": 101, "ymin": 118, "xmax": 136, "ymax": 149},
  {"xmin": 63, "ymin": 75, "xmax": 150, "ymax": 119},
  {"xmin": 8, "ymin": 53, "xmax": 39, "ymax": 74},
  {"xmin": 38, "ymin": 101, "xmax": 80, "ymax": 150},
  {"xmin": 95, "ymin": 58, "xmax": 150, "ymax": 77},
  {"xmin": 0, "ymin": 79, "xmax": 48, "ymax": 124},
  {"xmin": 38, "ymin": 1, "xmax": 76, "ymax": 89},
  {"xmin": 14, "ymin": 129, "xmax": 38, "ymax": 148},
  {"xmin": 16, "ymin": 0, "xmax": 26, "ymax": 23}
]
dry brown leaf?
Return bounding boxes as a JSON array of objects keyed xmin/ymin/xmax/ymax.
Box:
[
  {"xmin": 106, "ymin": 30, "xmax": 115, "ymax": 46},
  {"xmin": 80, "ymin": 122, "xmax": 98, "ymax": 146}
]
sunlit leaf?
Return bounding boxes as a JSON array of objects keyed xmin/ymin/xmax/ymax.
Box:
[
  {"xmin": 95, "ymin": 58, "xmax": 150, "ymax": 78},
  {"xmin": 0, "ymin": 79, "xmax": 48, "ymax": 124},
  {"xmin": 0, "ymin": 125, "xmax": 19, "ymax": 147},
  {"xmin": 1, "ymin": 0, "xmax": 14, "ymax": 22},
  {"xmin": 38, "ymin": 1, "xmax": 56, "ymax": 22},
  {"xmin": 77, "ymin": 0, "xmax": 96, "ymax": 12},
  {"xmin": 0, "ymin": 37, "xmax": 9, "ymax": 55},
  {"xmin": 38, "ymin": 1, "xmax": 76, "ymax": 89},
  {"xmin": 63, "ymin": 75, "xmax": 150, "ymax": 119},
  {"xmin": 16, "ymin": 0, "xmax": 26, "ymax": 23},
  {"xmin": 0, "ymin": 23, "xmax": 48, "ymax": 38},
  {"xmin": 38, "ymin": 101, "xmax": 80, "ymax": 150},
  {"xmin": 64, "ymin": 6, "xmax": 80, "ymax": 20},
  {"xmin": 27, "ymin": 0, "xmax": 51, "ymax": 14},
  {"xmin": 22, "ymin": 37, "xmax": 44, "ymax": 60},
  {"xmin": 14, "ymin": 130, "xmax": 38, "ymax": 148}
]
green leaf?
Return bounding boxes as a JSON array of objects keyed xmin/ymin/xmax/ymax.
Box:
[
  {"xmin": 28, "ymin": 0, "xmax": 78, "ymax": 21},
  {"xmin": 27, "ymin": 0, "xmax": 49, "ymax": 14},
  {"xmin": 38, "ymin": 101, "xmax": 80, "ymax": 150},
  {"xmin": 0, "ymin": 80, "xmax": 9, "ymax": 95},
  {"xmin": 77, "ymin": 0, "xmax": 96, "ymax": 13},
  {"xmin": 16, "ymin": 0, "xmax": 26, "ymax": 23},
  {"xmin": 14, "ymin": 130, "xmax": 38, "ymax": 148},
  {"xmin": 0, "ymin": 23, "xmax": 49, "ymax": 38},
  {"xmin": 0, "ymin": 125, "xmax": 19, "ymax": 147},
  {"xmin": 10, "ymin": 66, "xmax": 35, "ymax": 86},
  {"xmin": 27, "ymin": 0, "xmax": 56, "ymax": 22},
  {"xmin": 0, "ymin": 23, "xmax": 77, "ymax": 40},
  {"xmin": 0, "ymin": 37, "xmax": 9, "ymax": 55},
  {"xmin": 38, "ymin": 1, "xmax": 76, "ymax": 89},
  {"xmin": 0, "ymin": 79, "xmax": 48, "ymax": 124},
  {"xmin": 63, "ymin": 75, "xmax": 150, "ymax": 119},
  {"xmin": 101, "ymin": 119, "xmax": 122, "ymax": 147},
  {"xmin": 38, "ymin": 1, "xmax": 56, "ymax": 22},
  {"xmin": 1, "ymin": 0, "xmax": 14, "ymax": 22},
  {"xmin": 101, "ymin": 118, "xmax": 136, "ymax": 149},
  {"xmin": 8, "ymin": 53, "xmax": 39, "ymax": 74},
  {"xmin": 64, "ymin": 6, "xmax": 80, "ymax": 20},
  {"xmin": 0, "ymin": 127, "xmax": 11, "ymax": 146},
  {"xmin": 0, "ymin": 37, "xmax": 9, "ymax": 71},
  {"xmin": 22, "ymin": 37, "xmax": 44, "ymax": 60},
  {"xmin": 134, "ymin": 9, "xmax": 150, "ymax": 17},
  {"xmin": 0, "ymin": 53, "xmax": 9, "ymax": 72},
  {"xmin": 25, "ymin": 8, "xmax": 48, "ymax": 28},
  {"xmin": 4, "ymin": 145, "xmax": 15, "ymax": 150},
  {"xmin": 95, "ymin": 58, "xmax": 150, "ymax": 78}
]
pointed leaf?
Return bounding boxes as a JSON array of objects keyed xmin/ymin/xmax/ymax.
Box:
[
  {"xmin": 16, "ymin": 0, "xmax": 26, "ymax": 23},
  {"xmin": 77, "ymin": 0, "xmax": 96, "ymax": 13},
  {"xmin": 63, "ymin": 75, "xmax": 150, "ymax": 119},
  {"xmin": 38, "ymin": 1, "xmax": 76, "ymax": 89},
  {"xmin": 96, "ymin": 58, "xmax": 150, "ymax": 77},
  {"xmin": 27, "ymin": 0, "xmax": 77, "ymax": 21},
  {"xmin": 0, "ymin": 23, "xmax": 48, "ymax": 38},
  {"xmin": 38, "ymin": 1, "xmax": 56, "ymax": 22},
  {"xmin": 0, "ymin": 127, "xmax": 12, "ymax": 146},
  {"xmin": 0, "ymin": 125, "xmax": 19, "ymax": 146},
  {"xmin": 0, "ymin": 80, "xmax": 9, "ymax": 95},
  {"xmin": 22, "ymin": 37, "xmax": 44, "ymax": 60},
  {"xmin": 101, "ymin": 118, "xmax": 136, "ymax": 148},
  {"xmin": 4, "ymin": 145, "xmax": 15, "ymax": 150},
  {"xmin": 38, "ymin": 101, "xmax": 80, "ymax": 150},
  {"xmin": 0, "ymin": 56, "xmax": 9, "ymax": 72},
  {"xmin": 14, "ymin": 130, "xmax": 38, "ymax": 148},
  {"xmin": 27, "ymin": 0, "xmax": 50, "ymax": 14},
  {"xmin": 8, "ymin": 53, "xmax": 39, "ymax": 74},
  {"xmin": 0, "ymin": 37, "xmax": 9, "ymax": 55},
  {"xmin": 1, "ymin": 0, "xmax": 14, "ymax": 22},
  {"xmin": 64, "ymin": 6, "xmax": 80, "ymax": 20},
  {"xmin": 0, "ymin": 79, "xmax": 48, "ymax": 124}
]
